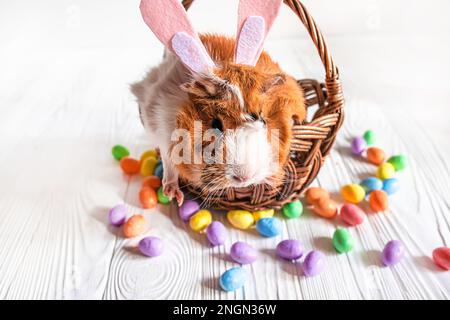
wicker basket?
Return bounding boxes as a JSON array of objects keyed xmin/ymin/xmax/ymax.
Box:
[{"xmin": 180, "ymin": 0, "xmax": 344, "ymax": 210}]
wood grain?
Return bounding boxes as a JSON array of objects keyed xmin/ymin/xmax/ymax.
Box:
[{"xmin": 0, "ymin": 35, "xmax": 448, "ymax": 299}]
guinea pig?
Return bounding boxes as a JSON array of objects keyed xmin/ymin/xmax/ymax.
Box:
[{"xmin": 132, "ymin": 0, "xmax": 306, "ymax": 205}]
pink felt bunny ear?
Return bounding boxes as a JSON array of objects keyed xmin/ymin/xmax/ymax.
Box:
[
  {"xmin": 139, "ymin": 0, "xmax": 215, "ymax": 74},
  {"xmin": 235, "ymin": 0, "xmax": 283, "ymax": 66}
]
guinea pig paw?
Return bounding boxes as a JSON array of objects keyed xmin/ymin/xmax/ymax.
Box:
[{"xmin": 163, "ymin": 182, "xmax": 184, "ymax": 206}]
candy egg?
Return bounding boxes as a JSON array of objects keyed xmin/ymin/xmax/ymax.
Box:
[
  {"xmin": 119, "ymin": 157, "xmax": 140, "ymax": 175},
  {"xmin": 140, "ymin": 149, "xmax": 158, "ymax": 163},
  {"xmin": 154, "ymin": 161, "xmax": 164, "ymax": 179},
  {"xmin": 432, "ymin": 247, "xmax": 450, "ymax": 270},
  {"xmin": 369, "ymin": 190, "xmax": 388, "ymax": 212},
  {"xmin": 189, "ymin": 209, "xmax": 212, "ymax": 233},
  {"xmin": 138, "ymin": 236, "xmax": 164, "ymax": 257},
  {"xmin": 360, "ymin": 177, "xmax": 383, "ymax": 193},
  {"xmin": 141, "ymin": 175, "xmax": 162, "ymax": 190},
  {"xmin": 282, "ymin": 200, "xmax": 303, "ymax": 219},
  {"xmin": 112, "ymin": 145, "xmax": 130, "ymax": 161},
  {"xmin": 108, "ymin": 204, "xmax": 127, "ymax": 226},
  {"xmin": 332, "ymin": 228, "xmax": 354, "ymax": 253},
  {"xmin": 305, "ymin": 187, "xmax": 329, "ymax": 205},
  {"xmin": 363, "ymin": 130, "xmax": 375, "ymax": 146},
  {"xmin": 157, "ymin": 186, "xmax": 171, "ymax": 204},
  {"xmin": 123, "ymin": 214, "xmax": 147, "ymax": 238},
  {"xmin": 139, "ymin": 187, "xmax": 157, "ymax": 209},
  {"xmin": 382, "ymin": 178, "xmax": 400, "ymax": 195},
  {"xmin": 252, "ymin": 209, "xmax": 274, "ymax": 221},
  {"xmin": 219, "ymin": 267, "xmax": 247, "ymax": 292},
  {"xmin": 230, "ymin": 241, "xmax": 258, "ymax": 264},
  {"xmin": 140, "ymin": 156, "xmax": 158, "ymax": 177},
  {"xmin": 206, "ymin": 221, "xmax": 227, "ymax": 246},
  {"xmin": 387, "ymin": 155, "xmax": 408, "ymax": 171},
  {"xmin": 381, "ymin": 240, "xmax": 405, "ymax": 266},
  {"xmin": 376, "ymin": 163, "xmax": 395, "ymax": 180},
  {"xmin": 351, "ymin": 137, "xmax": 367, "ymax": 155},
  {"xmin": 366, "ymin": 147, "xmax": 385, "ymax": 165},
  {"xmin": 341, "ymin": 184, "xmax": 366, "ymax": 204},
  {"xmin": 340, "ymin": 203, "xmax": 365, "ymax": 226},
  {"xmin": 303, "ymin": 250, "xmax": 326, "ymax": 277},
  {"xmin": 256, "ymin": 218, "xmax": 282, "ymax": 237},
  {"xmin": 276, "ymin": 239, "xmax": 303, "ymax": 260},
  {"xmin": 312, "ymin": 198, "xmax": 337, "ymax": 219},
  {"xmin": 178, "ymin": 199, "xmax": 200, "ymax": 221},
  {"xmin": 227, "ymin": 210, "xmax": 254, "ymax": 229}
]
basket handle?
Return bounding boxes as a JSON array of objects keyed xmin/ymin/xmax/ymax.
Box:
[{"xmin": 181, "ymin": 0, "xmax": 344, "ymax": 113}]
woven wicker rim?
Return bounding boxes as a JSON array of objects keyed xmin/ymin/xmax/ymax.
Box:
[{"xmin": 180, "ymin": 0, "xmax": 345, "ymax": 210}]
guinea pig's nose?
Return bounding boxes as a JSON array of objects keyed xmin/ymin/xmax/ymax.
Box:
[{"xmin": 231, "ymin": 174, "xmax": 251, "ymax": 183}]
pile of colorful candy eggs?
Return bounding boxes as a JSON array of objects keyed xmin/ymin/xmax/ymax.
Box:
[
  {"xmin": 108, "ymin": 141, "xmax": 450, "ymax": 292},
  {"xmin": 345, "ymin": 130, "xmax": 407, "ymax": 212}
]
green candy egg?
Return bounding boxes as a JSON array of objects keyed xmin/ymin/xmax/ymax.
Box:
[
  {"xmin": 332, "ymin": 228, "xmax": 354, "ymax": 253},
  {"xmin": 363, "ymin": 130, "xmax": 375, "ymax": 146},
  {"xmin": 387, "ymin": 155, "xmax": 407, "ymax": 171},
  {"xmin": 157, "ymin": 186, "xmax": 171, "ymax": 204},
  {"xmin": 112, "ymin": 144, "xmax": 130, "ymax": 161},
  {"xmin": 282, "ymin": 200, "xmax": 303, "ymax": 219}
]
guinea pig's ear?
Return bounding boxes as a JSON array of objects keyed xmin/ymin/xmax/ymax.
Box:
[
  {"xmin": 262, "ymin": 73, "xmax": 286, "ymax": 92},
  {"xmin": 180, "ymin": 76, "xmax": 228, "ymax": 99},
  {"xmin": 235, "ymin": 0, "xmax": 283, "ymax": 66},
  {"xmin": 139, "ymin": 0, "xmax": 215, "ymax": 74}
]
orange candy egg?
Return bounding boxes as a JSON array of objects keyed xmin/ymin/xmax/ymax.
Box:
[
  {"xmin": 366, "ymin": 147, "xmax": 385, "ymax": 165},
  {"xmin": 141, "ymin": 176, "xmax": 162, "ymax": 190},
  {"xmin": 312, "ymin": 198, "xmax": 337, "ymax": 219},
  {"xmin": 120, "ymin": 157, "xmax": 140, "ymax": 175},
  {"xmin": 369, "ymin": 190, "xmax": 389, "ymax": 212},
  {"xmin": 123, "ymin": 214, "xmax": 147, "ymax": 238},
  {"xmin": 139, "ymin": 187, "xmax": 157, "ymax": 209},
  {"xmin": 305, "ymin": 187, "xmax": 329, "ymax": 205}
]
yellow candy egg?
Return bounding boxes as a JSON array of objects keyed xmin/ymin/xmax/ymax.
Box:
[
  {"xmin": 341, "ymin": 184, "xmax": 366, "ymax": 204},
  {"xmin": 227, "ymin": 210, "xmax": 255, "ymax": 229},
  {"xmin": 140, "ymin": 156, "xmax": 158, "ymax": 177},
  {"xmin": 140, "ymin": 149, "xmax": 158, "ymax": 162},
  {"xmin": 252, "ymin": 209, "xmax": 275, "ymax": 221},
  {"xmin": 189, "ymin": 209, "xmax": 212, "ymax": 233},
  {"xmin": 376, "ymin": 163, "xmax": 395, "ymax": 180}
]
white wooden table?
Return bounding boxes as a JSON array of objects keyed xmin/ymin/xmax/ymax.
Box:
[{"xmin": 0, "ymin": 29, "xmax": 449, "ymax": 299}]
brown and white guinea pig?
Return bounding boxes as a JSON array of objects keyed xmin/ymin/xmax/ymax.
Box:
[{"xmin": 132, "ymin": 0, "xmax": 306, "ymax": 205}]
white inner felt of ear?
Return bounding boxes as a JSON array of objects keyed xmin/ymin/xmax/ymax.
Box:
[
  {"xmin": 235, "ymin": 16, "xmax": 265, "ymax": 66},
  {"xmin": 171, "ymin": 32, "xmax": 215, "ymax": 74}
]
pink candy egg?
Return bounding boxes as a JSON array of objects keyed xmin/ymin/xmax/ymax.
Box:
[
  {"xmin": 340, "ymin": 203, "xmax": 365, "ymax": 226},
  {"xmin": 432, "ymin": 247, "xmax": 450, "ymax": 270}
]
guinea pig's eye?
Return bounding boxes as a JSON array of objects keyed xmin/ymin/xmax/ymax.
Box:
[{"xmin": 211, "ymin": 118, "xmax": 223, "ymax": 132}]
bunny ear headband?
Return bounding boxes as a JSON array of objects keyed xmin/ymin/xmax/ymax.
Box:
[{"xmin": 139, "ymin": 0, "xmax": 283, "ymax": 74}]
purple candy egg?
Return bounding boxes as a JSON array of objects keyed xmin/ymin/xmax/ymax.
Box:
[
  {"xmin": 351, "ymin": 137, "xmax": 367, "ymax": 155},
  {"xmin": 108, "ymin": 204, "xmax": 127, "ymax": 226},
  {"xmin": 381, "ymin": 240, "xmax": 405, "ymax": 266},
  {"xmin": 206, "ymin": 221, "xmax": 227, "ymax": 246},
  {"xmin": 303, "ymin": 250, "xmax": 326, "ymax": 277},
  {"xmin": 276, "ymin": 239, "xmax": 303, "ymax": 260},
  {"xmin": 138, "ymin": 236, "xmax": 164, "ymax": 257},
  {"xmin": 178, "ymin": 200, "xmax": 200, "ymax": 221},
  {"xmin": 230, "ymin": 241, "xmax": 258, "ymax": 264}
]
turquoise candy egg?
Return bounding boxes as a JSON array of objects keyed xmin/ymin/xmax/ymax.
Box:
[
  {"xmin": 382, "ymin": 178, "xmax": 400, "ymax": 195},
  {"xmin": 154, "ymin": 161, "xmax": 163, "ymax": 179},
  {"xmin": 219, "ymin": 267, "xmax": 247, "ymax": 292},
  {"xmin": 360, "ymin": 177, "xmax": 383, "ymax": 193},
  {"xmin": 256, "ymin": 218, "xmax": 282, "ymax": 237}
]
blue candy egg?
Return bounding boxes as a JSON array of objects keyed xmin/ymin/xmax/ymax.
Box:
[
  {"xmin": 256, "ymin": 218, "xmax": 281, "ymax": 237},
  {"xmin": 154, "ymin": 162, "xmax": 163, "ymax": 179},
  {"xmin": 219, "ymin": 267, "xmax": 247, "ymax": 292},
  {"xmin": 382, "ymin": 178, "xmax": 400, "ymax": 195},
  {"xmin": 360, "ymin": 177, "xmax": 383, "ymax": 193}
]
